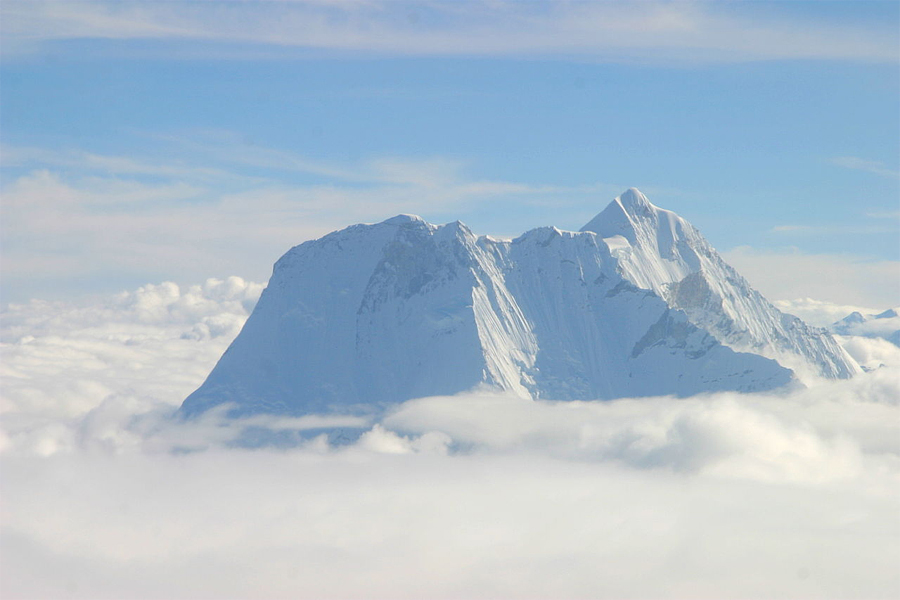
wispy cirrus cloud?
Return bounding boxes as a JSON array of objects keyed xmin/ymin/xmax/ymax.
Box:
[
  {"xmin": 1, "ymin": 0, "xmax": 896, "ymax": 63},
  {"xmin": 0, "ymin": 144, "xmax": 249, "ymax": 183},
  {"xmin": 0, "ymin": 137, "xmax": 624, "ymax": 302},
  {"xmin": 769, "ymin": 223, "xmax": 898, "ymax": 235},
  {"xmin": 830, "ymin": 156, "xmax": 900, "ymax": 179},
  {"xmin": 865, "ymin": 210, "xmax": 900, "ymax": 220}
]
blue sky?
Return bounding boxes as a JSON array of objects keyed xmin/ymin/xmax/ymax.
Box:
[{"xmin": 1, "ymin": 0, "xmax": 898, "ymax": 306}]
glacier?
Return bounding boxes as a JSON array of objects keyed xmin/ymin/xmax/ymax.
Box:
[{"xmin": 181, "ymin": 189, "xmax": 858, "ymax": 417}]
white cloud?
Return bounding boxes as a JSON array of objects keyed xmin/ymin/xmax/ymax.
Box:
[
  {"xmin": 769, "ymin": 224, "xmax": 897, "ymax": 236},
  {"xmin": 383, "ymin": 378, "xmax": 900, "ymax": 480},
  {"xmin": 0, "ymin": 144, "xmax": 245, "ymax": 182},
  {"xmin": 0, "ymin": 141, "xmax": 625, "ymax": 302},
  {"xmin": 722, "ymin": 246, "xmax": 900, "ymax": 310},
  {"xmin": 865, "ymin": 209, "xmax": 900, "ymax": 220},
  {"xmin": 2, "ymin": 281, "xmax": 900, "ymax": 598},
  {"xmin": 837, "ymin": 335, "xmax": 900, "ymax": 372},
  {"xmin": 849, "ymin": 318, "xmax": 900, "ymax": 339},
  {"xmin": 830, "ymin": 156, "xmax": 900, "ymax": 179},
  {"xmin": 772, "ymin": 297, "xmax": 883, "ymax": 327},
  {"xmin": 1, "ymin": 0, "xmax": 896, "ymax": 64},
  {"xmin": 6, "ymin": 141, "xmax": 895, "ymax": 312},
  {"xmin": 3, "ymin": 384, "xmax": 899, "ymax": 598},
  {"xmin": 1, "ymin": 277, "xmax": 261, "ymax": 428}
]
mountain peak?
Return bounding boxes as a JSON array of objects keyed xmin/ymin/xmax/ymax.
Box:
[
  {"xmin": 838, "ymin": 311, "xmax": 866, "ymax": 325},
  {"xmin": 580, "ymin": 188, "xmax": 690, "ymax": 252},
  {"xmin": 382, "ymin": 214, "xmax": 426, "ymax": 225},
  {"xmin": 617, "ymin": 187, "xmax": 654, "ymax": 212},
  {"xmin": 579, "ymin": 188, "xmax": 662, "ymax": 239}
]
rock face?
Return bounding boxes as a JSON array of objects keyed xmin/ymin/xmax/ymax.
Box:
[{"xmin": 181, "ymin": 189, "xmax": 858, "ymax": 417}]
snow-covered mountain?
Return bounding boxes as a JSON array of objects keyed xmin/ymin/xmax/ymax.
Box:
[
  {"xmin": 832, "ymin": 308, "xmax": 900, "ymax": 347},
  {"xmin": 581, "ymin": 189, "xmax": 859, "ymax": 382},
  {"xmin": 181, "ymin": 189, "xmax": 858, "ymax": 417}
]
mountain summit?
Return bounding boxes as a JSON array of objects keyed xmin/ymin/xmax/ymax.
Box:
[
  {"xmin": 181, "ymin": 189, "xmax": 858, "ymax": 417},
  {"xmin": 581, "ymin": 188, "xmax": 858, "ymax": 381}
]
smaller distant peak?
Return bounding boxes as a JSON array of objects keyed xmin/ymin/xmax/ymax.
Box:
[
  {"xmin": 382, "ymin": 214, "xmax": 426, "ymax": 225},
  {"xmin": 875, "ymin": 308, "xmax": 899, "ymax": 319},
  {"xmin": 842, "ymin": 311, "xmax": 865, "ymax": 323}
]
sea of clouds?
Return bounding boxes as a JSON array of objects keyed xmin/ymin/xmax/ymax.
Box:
[{"xmin": 2, "ymin": 278, "xmax": 899, "ymax": 599}]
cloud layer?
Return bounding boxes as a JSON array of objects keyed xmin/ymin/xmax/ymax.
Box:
[
  {"xmin": 2, "ymin": 0, "xmax": 897, "ymax": 64},
  {"xmin": 722, "ymin": 246, "xmax": 900, "ymax": 310},
  {"xmin": 2, "ymin": 280, "xmax": 899, "ymax": 599},
  {"xmin": 1, "ymin": 277, "xmax": 261, "ymax": 453}
]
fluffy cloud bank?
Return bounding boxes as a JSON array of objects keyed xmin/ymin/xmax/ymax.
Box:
[
  {"xmin": 1, "ymin": 281, "xmax": 899, "ymax": 599},
  {"xmin": 1, "ymin": 277, "xmax": 262, "ymax": 453}
]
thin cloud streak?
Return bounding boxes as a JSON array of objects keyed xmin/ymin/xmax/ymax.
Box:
[
  {"xmin": 1, "ymin": 0, "xmax": 896, "ymax": 63},
  {"xmin": 0, "ymin": 138, "xmax": 626, "ymax": 302},
  {"xmin": 769, "ymin": 223, "xmax": 898, "ymax": 235},
  {"xmin": 0, "ymin": 144, "xmax": 253, "ymax": 183},
  {"xmin": 830, "ymin": 156, "xmax": 900, "ymax": 179},
  {"xmin": 865, "ymin": 210, "xmax": 900, "ymax": 220}
]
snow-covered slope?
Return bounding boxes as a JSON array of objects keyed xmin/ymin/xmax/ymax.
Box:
[
  {"xmin": 581, "ymin": 189, "xmax": 859, "ymax": 382},
  {"xmin": 182, "ymin": 190, "xmax": 855, "ymax": 417}
]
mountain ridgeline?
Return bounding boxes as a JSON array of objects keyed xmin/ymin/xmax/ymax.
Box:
[{"xmin": 181, "ymin": 189, "xmax": 859, "ymax": 417}]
